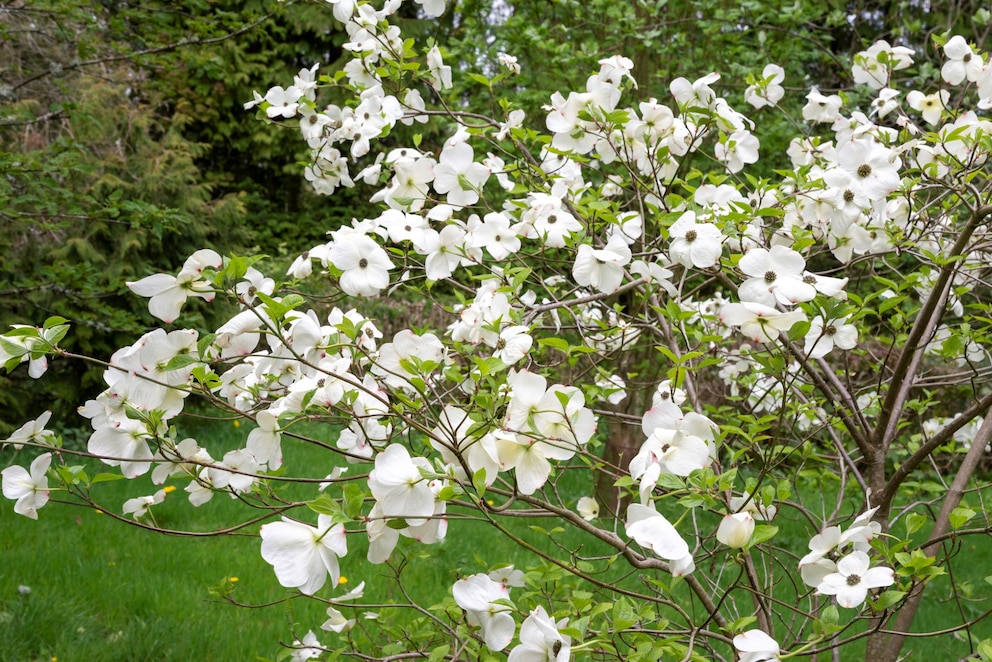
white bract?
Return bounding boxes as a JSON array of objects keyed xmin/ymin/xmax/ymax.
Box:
[
  {"xmin": 452, "ymin": 573, "xmax": 515, "ymax": 652},
  {"xmin": 716, "ymin": 512, "xmax": 755, "ymax": 548},
  {"xmin": 260, "ymin": 515, "xmax": 348, "ymax": 595},
  {"xmin": 1, "ymin": 452, "xmax": 51, "ymax": 519},
  {"xmin": 625, "ymin": 503, "xmax": 691, "ymax": 562},
  {"xmin": 507, "ymin": 606, "xmax": 570, "ymax": 662},
  {"xmin": 127, "ymin": 249, "xmax": 222, "ymax": 323},
  {"xmin": 734, "ymin": 629, "xmax": 782, "ymax": 662}
]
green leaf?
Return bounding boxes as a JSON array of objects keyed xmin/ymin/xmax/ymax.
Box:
[
  {"xmin": 976, "ymin": 637, "xmax": 992, "ymax": 662},
  {"xmin": 307, "ymin": 493, "xmax": 342, "ymax": 517},
  {"xmin": 904, "ymin": 512, "xmax": 927, "ymax": 536},
  {"xmin": 90, "ymin": 473, "xmax": 126, "ymax": 485},
  {"xmin": 727, "ymin": 615, "xmax": 758, "ymax": 633},
  {"xmin": 787, "ymin": 320, "xmax": 811, "ymax": 343},
  {"xmin": 655, "ymin": 473, "xmax": 685, "ymax": 490},
  {"xmin": 870, "ymin": 590, "xmax": 906, "ymax": 611},
  {"xmin": 197, "ymin": 333, "xmax": 217, "ymax": 358},
  {"xmin": 612, "ymin": 597, "xmax": 637, "ymax": 632},
  {"xmin": 0, "ymin": 338, "xmax": 29, "ymax": 359},
  {"xmin": 748, "ymin": 525, "xmax": 778, "ymax": 547},
  {"xmin": 437, "ymin": 485, "xmax": 464, "ymax": 501},
  {"xmin": 428, "ymin": 645, "xmax": 451, "ymax": 662},
  {"xmin": 949, "ymin": 506, "xmax": 976, "ymax": 530},
  {"xmin": 466, "ymin": 72, "xmax": 491, "ymax": 86},
  {"xmin": 539, "ymin": 337, "xmax": 570, "ymax": 352},
  {"xmin": 472, "ymin": 467, "xmax": 487, "ymax": 498},
  {"xmin": 342, "ymin": 482, "xmax": 365, "ymax": 520},
  {"xmin": 164, "ymin": 354, "xmax": 199, "ymax": 371}
]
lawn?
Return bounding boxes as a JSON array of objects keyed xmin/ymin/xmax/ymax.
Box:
[{"xmin": 2, "ymin": 415, "xmax": 992, "ymax": 661}]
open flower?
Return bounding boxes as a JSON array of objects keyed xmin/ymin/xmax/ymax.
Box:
[
  {"xmin": 738, "ymin": 246, "xmax": 815, "ymax": 307},
  {"xmin": 289, "ymin": 630, "xmax": 323, "ymax": 661},
  {"xmin": 715, "ymin": 130, "xmax": 760, "ymax": 173},
  {"xmin": 508, "ymin": 606, "xmax": 570, "ymax": 662},
  {"xmin": 572, "ymin": 234, "xmax": 632, "ymax": 294},
  {"xmin": 668, "ymin": 211, "xmax": 724, "ymax": 269},
  {"xmin": 122, "ymin": 489, "xmax": 167, "ymax": 520},
  {"xmin": 5, "ymin": 411, "xmax": 55, "ymax": 450},
  {"xmin": 719, "ymin": 302, "xmax": 806, "ymax": 344},
  {"xmin": 327, "ymin": 235, "xmax": 394, "ymax": 297},
  {"xmin": 452, "ymin": 573, "xmax": 515, "ymax": 651},
  {"xmin": 907, "ymin": 90, "xmax": 949, "ymax": 125},
  {"xmin": 493, "ymin": 326, "xmax": 533, "ymax": 365},
  {"xmin": 246, "ymin": 409, "xmax": 283, "ymax": 470},
  {"xmin": 127, "ymin": 249, "xmax": 222, "ymax": 324},
  {"xmin": 367, "ymin": 443, "xmax": 437, "ymax": 526},
  {"xmin": 942, "ymin": 36, "xmax": 984, "ymax": 85},
  {"xmin": 817, "ymin": 550, "xmax": 894, "ymax": 608},
  {"xmin": 1, "ymin": 452, "xmax": 52, "ymax": 519},
  {"xmin": 433, "ymin": 142, "xmax": 490, "ymax": 207},
  {"xmin": 260, "ymin": 515, "xmax": 348, "ymax": 595},
  {"xmin": 744, "ymin": 64, "xmax": 785, "ymax": 109},
  {"xmin": 624, "ymin": 503, "xmax": 690, "ymax": 561},
  {"xmin": 804, "ymin": 316, "xmax": 858, "ymax": 359}
]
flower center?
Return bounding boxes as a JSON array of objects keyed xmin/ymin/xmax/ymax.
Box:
[
  {"xmin": 964, "ymin": 53, "xmax": 972, "ymax": 63},
  {"xmin": 857, "ymin": 164, "xmax": 872, "ymax": 178},
  {"xmin": 685, "ymin": 229, "xmax": 698, "ymax": 242},
  {"xmin": 825, "ymin": 325, "xmax": 837, "ymax": 335},
  {"xmin": 547, "ymin": 214, "xmax": 558, "ymax": 224},
  {"xmin": 359, "ymin": 258, "xmax": 369, "ymax": 268},
  {"xmin": 495, "ymin": 338, "xmax": 507, "ymax": 350},
  {"xmin": 846, "ymin": 574, "xmax": 861, "ymax": 586},
  {"xmin": 844, "ymin": 189, "xmax": 855, "ymax": 203},
  {"xmin": 764, "ymin": 270, "xmax": 777, "ymax": 283},
  {"xmin": 803, "ymin": 274, "xmax": 816, "ymax": 284}
]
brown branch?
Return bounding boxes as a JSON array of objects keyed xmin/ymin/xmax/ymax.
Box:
[
  {"xmin": 880, "ymin": 389, "xmax": 992, "ymax": 511},
  {"xmin": 871, "ymin": 204, "xmax": 992, "ymax": 463},
  {"xmin": 872, "ymin": 413, "xmax": 992, "ymax": 661}
]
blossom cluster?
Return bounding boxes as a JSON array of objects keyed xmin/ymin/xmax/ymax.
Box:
[{"xmin": 5, "ymin": 1, "xmax": 992, "ymax": 659}]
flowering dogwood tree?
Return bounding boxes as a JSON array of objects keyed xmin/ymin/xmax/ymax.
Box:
[{"xmin": 5, "ymin": 2, "xmax": 992, "ymax": 661}]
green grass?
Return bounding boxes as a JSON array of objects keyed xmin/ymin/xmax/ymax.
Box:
[
  {"xmin": 0, "ymin": 425, "xmax": 329, "ymax": 661},
  {"xmin": 3, "ymin": 417, "xmax": 992, "ymax": 661}
]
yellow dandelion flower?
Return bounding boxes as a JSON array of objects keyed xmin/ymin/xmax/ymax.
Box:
[
  {"xmin": 232, "ymin": 420, "xmax": 240, "ymax": 428},
  {"xmin": 230, "ymin": 577, "xmax": 239, "ymax": 583},
  {"xmin": 338, "ymin": 576, "xmax": 348, "ymax": 585},
  {"xmin": 163, "ymin": 485, "xmax": 177, "ymax": 494}
]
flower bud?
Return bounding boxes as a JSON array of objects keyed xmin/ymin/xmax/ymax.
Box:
[{"xmin": 717, "ymin": 512, "xmax": 755, "ymax": 548}]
